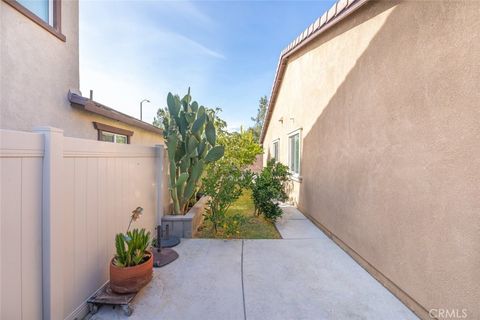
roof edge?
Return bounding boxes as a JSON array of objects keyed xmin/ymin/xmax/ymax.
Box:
[
  {"xmin": 68, "ymin": 89, "xmax": 163, "ymax": 136},
  {"xmin": 259, "ymin": 0, "xmax": 370, "ymax": 144}
]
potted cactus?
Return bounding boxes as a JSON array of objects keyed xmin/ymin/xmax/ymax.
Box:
[
  {"xmin": 110, "ymin": 207, "xmax": 153, "ymax": 293},
  {"xmin": 158, "ymin": 89, "xmax": 225, "ymax": 238}
]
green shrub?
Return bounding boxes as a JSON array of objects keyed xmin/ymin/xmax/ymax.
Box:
[
  {"xmin": 222, "ymin": 213, "xmax": 248, "ymax": 238},
  {"xmin": 202, "ymin": 129, "xmax": 262, "ymax": 233},
  {"xmin": 202, "ymin": 162, "xmax": 253, "ymax": 232},
  {"xmin": 252, "ymin": 159, "xmax": 290, "ymax": 222}
]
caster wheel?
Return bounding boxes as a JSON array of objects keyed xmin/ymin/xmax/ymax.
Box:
[
  {"xmin": 88, "ymin": 303, "xmax": 99, "ymax": 314},
  {"xmin": 122, "ymin": 304, "xmax": 133, "ymax": 317}
]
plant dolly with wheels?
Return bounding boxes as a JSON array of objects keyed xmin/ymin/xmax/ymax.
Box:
[{"xmin": 87, "ymin": 284, "xmax": 137, "ymax": 316}]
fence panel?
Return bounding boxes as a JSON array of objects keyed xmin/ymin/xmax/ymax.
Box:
[
  {"xmin": 0, "ymin": 130, "xmax": 44, "ymax": 320},
  {"xmin": 62, "ymin": 136, "xmax": 159, "ymax": 319},
  {"xmin": 0, "ymin": 129, "xmax": 164, "ymax": 320}
]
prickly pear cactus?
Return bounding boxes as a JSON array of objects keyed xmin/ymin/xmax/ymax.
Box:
[{"xmin": 162, "ymin": 89, "xmax": 224, "ymax": 214}]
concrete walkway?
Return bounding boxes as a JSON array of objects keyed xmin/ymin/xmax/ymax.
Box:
[
  {"xmin": 91, "ymin": 206, "xmax": 417, "ymax": 320},
  {"xmin": 275, "ymin": 204, "xmax": 327, "ymax": 239}
]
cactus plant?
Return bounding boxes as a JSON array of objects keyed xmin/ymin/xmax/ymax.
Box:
[
  {"xmin": 162, "ymin": 89, "xmax": 224, "ymax": 214},
  {"xmin": 114, "ymin": 229, "xmax": 151, "ymax": 267},
  {"xmin": 113, "ymin": 208, "xmax": 151, "ymax": 268}
]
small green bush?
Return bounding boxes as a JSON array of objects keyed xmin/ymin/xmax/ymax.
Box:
[
  {"xmin": 252, "ymin": 159, "xmax": 290, "ymax": 222},
  {"xmin": 222, "ymin": 213, "xmax": 248, "ymax": 238}
]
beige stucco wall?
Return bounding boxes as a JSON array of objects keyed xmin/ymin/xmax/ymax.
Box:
[
  {"xmin": 263, "ymin": 1, "xmax": 480, "ymax": 318},
  {"xmin": 70, "ymin": 109, "xmax": 165, "ymax": 145},
  {"xmin": 0, "ymin": 1, "xmax": 163, "ymax": 146}
]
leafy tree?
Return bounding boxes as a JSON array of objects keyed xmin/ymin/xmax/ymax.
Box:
[
  {"xmin": 153, "ymin": 108, "xmax": 167, "ymax": 129},
  {"xmin": 250, "ymin": 96, "xmax": 268, "ymax": 142},
  {"xmin": 202, "ymin": 129, "xmax": 263, "ymax": 232},
  {"xmin": 220, "ymin": 129, "xmax": 262, "ymax": 170},
  {"xmin": 209, "ymin": 107, "xmax": 228, "ymax": 136}
]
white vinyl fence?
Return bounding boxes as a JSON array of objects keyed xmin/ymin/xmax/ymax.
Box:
[{"xmin": 0, "ymin": 127, "xmax": 165, "ymax": 320}]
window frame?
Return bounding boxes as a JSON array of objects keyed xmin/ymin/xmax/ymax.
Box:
[
  {"xmin": 4, "ymin": 0, "xmax": 65, "ymax": 41},
  {"xmin": 272, "ymin": 139, "xmax": 280, "ymax": 162},
  {"xmin": 99, "ymin": 131, "xmax": 129, "ymax": 144},
  {"xmin": 287, "ymin": 128, "xmax": 302, "ymax": 181},
  {"xmin": 93, "ymin": 122, "xmax": 133, "ymax": 144}
]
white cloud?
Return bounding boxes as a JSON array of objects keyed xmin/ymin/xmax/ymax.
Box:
[
  {"xmin": 79, "ymin": 0, "xmax": 224, "ymax": 124},
  {"xmin": 167, "ymin": 32, "xmax": 226, "ymax": 60},
  {"xmin": 159, "ymin": 1, "xmax": 215, "ymax": 28}
]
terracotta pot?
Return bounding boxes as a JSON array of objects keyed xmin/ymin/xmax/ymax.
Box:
[{"xmin": 110, "ymin": 251, "xmax": 153, "ymax": 294}]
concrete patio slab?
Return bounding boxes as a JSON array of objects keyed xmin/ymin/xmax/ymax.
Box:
[
  {"xmin": 243, "ymin": 239, "xmax": 417, "ymax": 320},
  {"xmin": 90, "ymin": 239, "xmax": 244, "ymax": 320},
  {"xmin": 88, "ymin": 206, "xmax": 417, "ymax": 320}
]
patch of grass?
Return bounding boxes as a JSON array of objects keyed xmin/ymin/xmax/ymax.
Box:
[{"xmin": 196, "ymin": 190, "xmax": 281, "ymax": 239}]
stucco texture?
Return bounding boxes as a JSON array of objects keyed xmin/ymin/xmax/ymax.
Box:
[
  {"xmin": 263, "ymin": 1, "xmax": 480, "ymax": 319},
  {"xmin": 0, "ymin": 1, "xmax": 163, "ymax": 146}
]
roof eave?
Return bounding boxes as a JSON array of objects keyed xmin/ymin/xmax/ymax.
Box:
[
  {"xmin": 68, "ymin": 89, "xmax": 163, "ymax": 136},
  {"xmin": 259, "ymin": 0, "xmax": 370, "ymax": 144}
]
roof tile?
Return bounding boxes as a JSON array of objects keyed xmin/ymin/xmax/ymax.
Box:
[
  {"xmin": 327, "ymin": 4, "xmax": 338, "ymax": 22},
  {"xmin": 320, "ymin": 12, "xmax": 328, "ymax": 26},
  {"xmin": 337, "ymin": 0, "xmax": 348, "ymax": 13}
]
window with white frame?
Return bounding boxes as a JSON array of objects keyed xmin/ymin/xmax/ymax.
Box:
[
  {"xmin": 272, "ymin": 140, "xmax": 279, "ymax": 162},
  {"xmin": 99, "ymin": 131, "xmax": 128, "ymax": 144},
  {"xmin": 288, "ymin": 130, "xmax": 301, "ymax": 175},
  {"xmin": 94, "ymin": 122, "xmax": 132, "ymax": 144}
]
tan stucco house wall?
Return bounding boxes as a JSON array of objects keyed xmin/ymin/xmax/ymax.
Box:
[
  {"xmin": 0, "ymin": 0, "xmax": 164, "ymax": 146},
  {"xmin": 262, "ymin": 1, "xmax": 480, "ymax": 319}
]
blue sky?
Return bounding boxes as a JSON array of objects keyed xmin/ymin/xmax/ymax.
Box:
[{"xmin": 80, "ymin": 0, "xmax": 336, "ymax": 130}]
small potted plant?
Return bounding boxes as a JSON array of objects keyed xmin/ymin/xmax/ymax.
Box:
[{"xmin": 110, "ymin": 207, "xmax": 153, "ymax": 293}]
